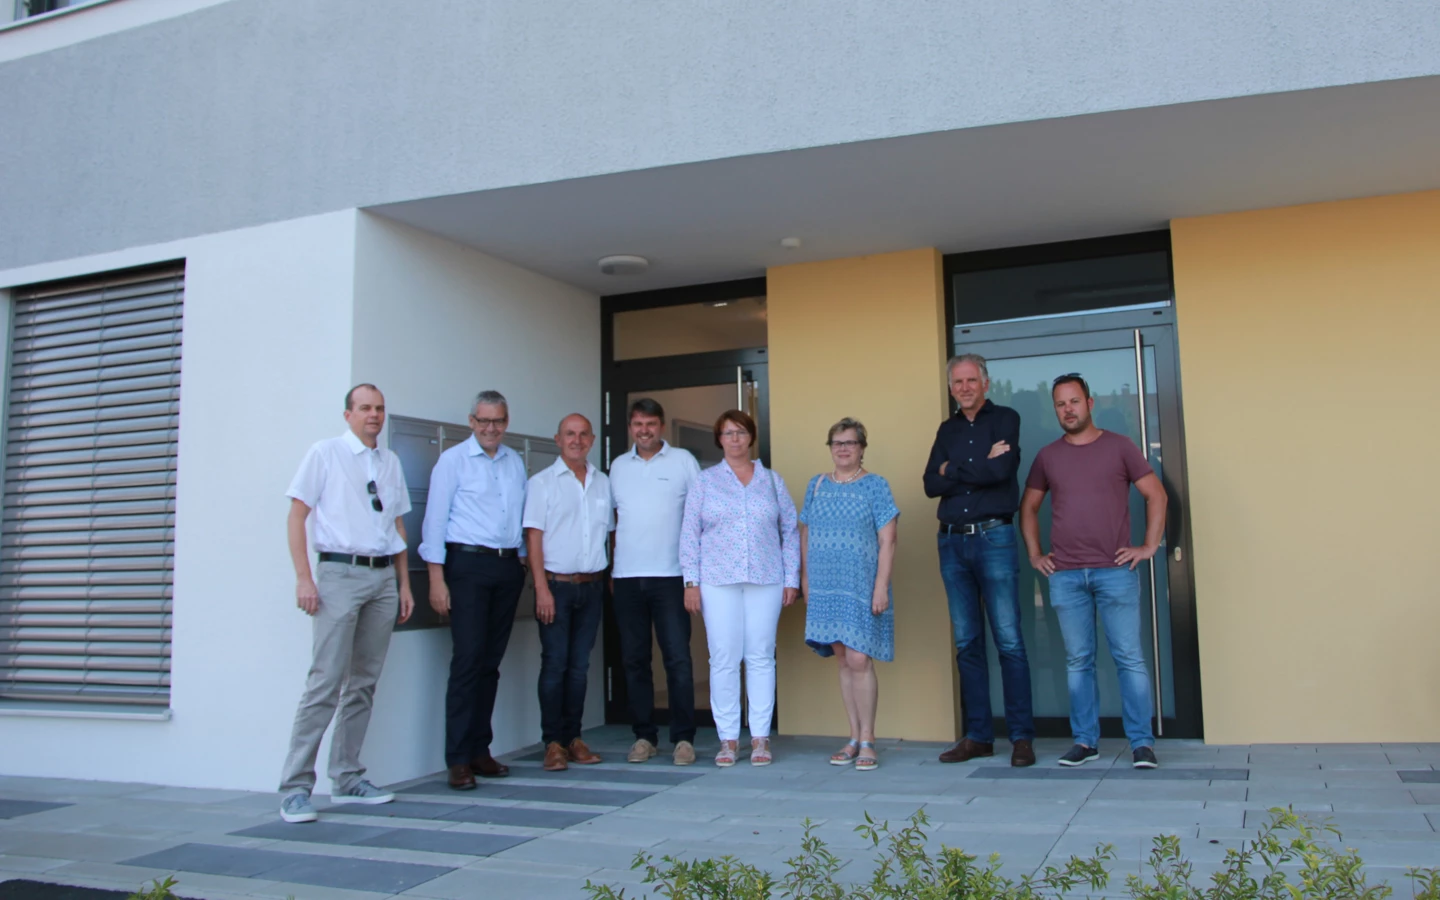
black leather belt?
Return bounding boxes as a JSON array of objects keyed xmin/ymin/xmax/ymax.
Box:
[
  {"xmin": 939, "ymin": 516, "xmax": 1012, "ymax": 536},
  {"xmin": 447, "ymin": 542, "xmax": 521, "ymax": 558},
  {"xmin": 319, "ymin": 551, "xmax": 393, "ymax": 568}
]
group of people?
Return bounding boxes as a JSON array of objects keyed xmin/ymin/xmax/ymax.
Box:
[{"xmin": 272, "ymin": 350, "xmax": 1167, "ymax": 824}]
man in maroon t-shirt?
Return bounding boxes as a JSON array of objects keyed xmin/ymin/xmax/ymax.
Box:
[{"xmin": 1020, "ymin": 374, "xmax": 1167, "ymax": 770}]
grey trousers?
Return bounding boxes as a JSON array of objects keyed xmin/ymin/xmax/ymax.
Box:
[{"xmin": 279, "ymin": 560, "xmax": 399, "ymax": 794}]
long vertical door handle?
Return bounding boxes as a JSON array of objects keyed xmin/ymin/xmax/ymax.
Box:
[{"xmin": 1134, "ymin": 328, "xmax": 1164, "ymax": 734}]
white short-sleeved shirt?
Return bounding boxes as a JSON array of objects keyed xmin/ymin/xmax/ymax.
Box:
[
  {"xmin": 609, "ymin": 442, "xmax": 700, "ymax": 579},
  {"xmin": 522, "ymin": 458, "xmax": 613, "ymax": 575},
  {"xmin": 286, "ymin": 430, "xmax": 412, "ymax": 556}
]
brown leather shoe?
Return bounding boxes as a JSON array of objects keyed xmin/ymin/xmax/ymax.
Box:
[
  {"xmin": 567, "ymin": 737, "xmax": 602, "ymax": 765},
  {"xmin": 938, "ymin": 738, "xmax": 995, "ymax": 763},
  {"xmin": 1010, "ymin": 739, "xmax": 1036, "ymax": 768},
  {"xmin": 469, "ymin": 754, "xmax": 509, "ymax": 778},
  {"xmin": 447, "ymin": 762, "xmax": 477, "ymax": 790},
  {"xmin": 542, "ymin": 741, "xmax": 569, "ymax": 771}
]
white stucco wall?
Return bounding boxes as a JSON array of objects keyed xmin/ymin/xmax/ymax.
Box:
[
  {"xmin": 0, "ymin": 210, "xmax": 360, "ymax": 791},
  {"xmin": 350, "ymin": 212, "xmax": 603, "ymax": 781}
]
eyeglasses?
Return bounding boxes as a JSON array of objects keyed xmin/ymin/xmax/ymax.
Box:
[
  {"xmin": 470, "ymin": 416, "xmax": 508, "ymax": 429},
  {"xmin": 828, "ymin": 440, "xmax": 862, "ymax": 449},
  {"xmin": 366, "ymin": 480, "xmax": 383, "ymax": 512},
  {"xmin": 719, "ymin": 430, "xmax": 749, "ymax": 440}
]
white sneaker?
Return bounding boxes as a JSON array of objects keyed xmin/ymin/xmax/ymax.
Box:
[{"xmin": 330, "ymin": 779, "xmax": 394, "ymax": 805}]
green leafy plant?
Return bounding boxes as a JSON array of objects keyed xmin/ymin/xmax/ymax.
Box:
[
  {"xmin": 583, "ymin": 808, "xmax": 1440, "ymax": 900},
  {"xmin": 128, "ymin": 875, "xmax": 180, "ymax": 900}
]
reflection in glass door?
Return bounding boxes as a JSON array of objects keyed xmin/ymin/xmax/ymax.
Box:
[{"xmin": 956, "ymin": 318, "xmax": 1200, "ymax": 738}]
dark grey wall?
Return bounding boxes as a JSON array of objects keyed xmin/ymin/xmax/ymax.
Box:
[{"xmin": 3, "ymin": 0, "xmax": 1438, "ymax": 271}]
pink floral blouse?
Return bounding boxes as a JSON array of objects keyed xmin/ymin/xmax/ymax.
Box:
[{"xmin": 679, "ymin": 460, "xmax": 800, "ymax": 589}]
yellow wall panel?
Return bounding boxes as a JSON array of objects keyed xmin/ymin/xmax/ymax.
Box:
[
  {"xmin": 1172, "ymin": 190, "xmax": 1440, "ymax": 743},
  {"xmin": 767, "ymin": 249, "xmax": 957, "ymax": 742}
]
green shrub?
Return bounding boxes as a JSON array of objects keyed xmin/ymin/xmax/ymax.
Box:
[
  {"xmin": 128, "ymin": 876, "xmax": 179, "ymax": 900},
  {"xmin": 584, "ymin": 808, "xmax": 1440, "ymax": 900}
]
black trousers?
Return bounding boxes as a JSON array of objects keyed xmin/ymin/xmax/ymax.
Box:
[
  {"xmin": 444, "ymin": 552, "xmax": 525, "ymax": 766},
  {"xmin": 612, "ymin": 576, "xmax": 696, "ymax": 745}
]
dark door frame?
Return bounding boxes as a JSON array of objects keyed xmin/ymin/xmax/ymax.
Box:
[{"xmin": 599, "ymin": 277, "xmax": 770, "ymax": 731}]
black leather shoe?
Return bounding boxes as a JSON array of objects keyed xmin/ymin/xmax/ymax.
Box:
[
  {"xmin": 470, "ymin": 754, "xmax": 509, "ymax": 778},
  {"xmin": 938, "ymin": 738, "xmax": 994, "ymax": 763},
  {"xmin": 1010, "ymin": 739, "xmax": 1036, "ymax": 767}
]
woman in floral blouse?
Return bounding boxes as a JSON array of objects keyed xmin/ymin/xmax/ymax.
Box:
[{"xmin": 679, "ymin": 409, "xmax": 800, "ymax": 767}]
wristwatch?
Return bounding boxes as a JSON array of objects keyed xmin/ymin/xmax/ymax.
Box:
[{"xmin": 684, "ymin": 581, "xmax": 699, "ymax": 588}]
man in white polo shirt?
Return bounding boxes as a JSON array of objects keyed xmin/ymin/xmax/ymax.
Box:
[
  {"xmin": 278, "ymin": 383, "xmax": 414, "ymax": 824},
  {"xmin": 523, "ymin": 413, "xmax": 613, "ymax": 772},
  {"xmin": 609, "ymin": 399, "xmax": 701, "ymax": 766}
]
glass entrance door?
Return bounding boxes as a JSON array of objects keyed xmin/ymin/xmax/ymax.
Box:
[{"xmin": 956, "ymin": 315, "xmax": 1200, "ymax": 738}]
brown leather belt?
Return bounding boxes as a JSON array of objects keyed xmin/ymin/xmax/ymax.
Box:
[{"xmin": 545, "ymin": 571, "xmax": 604, "ymax": 584}]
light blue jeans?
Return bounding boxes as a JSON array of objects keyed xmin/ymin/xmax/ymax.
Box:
[{"xmin": 1049, "ymin": 566, "xmax": 1154, "ymax": 750}]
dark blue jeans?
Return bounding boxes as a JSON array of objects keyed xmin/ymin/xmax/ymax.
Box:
[
  {"xmin": 537, "ymin": 579, "xmax": 604, "ymax": 746},
  {"xmin": 938, "ymin": 525, "xmax": 1035, "ymax": 744},
  {"xmin": 443, "ymin": 552, "xmax": 525, "ymax": 766},
  {"xmin": 613, "ymin": 576, "xmax": 695, "ymax": 745}
]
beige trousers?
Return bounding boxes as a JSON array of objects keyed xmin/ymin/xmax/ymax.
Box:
[{"xmin": 278, "ymin": 560, "xmax": 398, "ymax": 794}]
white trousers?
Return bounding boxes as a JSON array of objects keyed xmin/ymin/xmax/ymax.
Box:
[{"xmin": 701, "ymin": 582, "xmax": 783, "ymax": 741}]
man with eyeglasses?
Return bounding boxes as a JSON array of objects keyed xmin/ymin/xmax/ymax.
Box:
[
  {"xmin": 419, "ymin": 390, "xmax": 530, "ymax": 790},
  {"xmin": 1021, "ymin": 374, "xmax": 1167, "ymax": 770},
  {"xmin": 278, "ymin": 383, "xmax": 414, "ymax": 824},
  {"xmin": 924, "ymin": 354, "xmax": 1036, "ymax": 768}
]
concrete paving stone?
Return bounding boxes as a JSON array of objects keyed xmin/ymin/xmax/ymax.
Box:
[
  {"xmin": 1401, "ymin": 771, "xmax": 1440, "ymax": 783},
  {"xmin": 322, "ymin": 800, "xmax": 468, "ymax": 821},
  {"xmin": 4, "ymin": 832, "xmax": 180, "ymax": 864},
  {"xmin": 398, "ymin": 867, "xmax": 587, "ymax": 900},
  {"xmin": 0, "ymin": 854, "xmax": 71, "ymax": 874},
  {"xmin": 241, "ymin": 882, "xmax": 394, "ymax": 900},
  {"xmin": 1429, "ymin": 813, "xmax": 1440, "ymax": 831},
  {"xmin": 1088, "ymin": 782, "xmax": 1249, "ymax": 802},
  {"xmin": 0, "ymin": 778, "xmax": 158, "ymax": 799},
  {"xmin": 498, "ymin": 765, "xmax": 704, "ymax": 786},
  {"xmin": 262, "ymin": 854, "xmax": 453, "ymax": 893},
  {"xmin": 1070, "ymin": 806, "xmax": 1244, "ymax": 829},
  {"xmin": 1245, "ymin": 788, "xmax": 1417, "ymax": 809},
  {"xmin": 1412, "ymin": 787, "xmax": 1440, "ymax": 804},
  {"xmin": 1328, "ymin": 840, "xmax": 1440, "ymax": 867},
  {"xmin": 393, "ymin": 781, "xmax": 523, "ymax": 800},
  {"xmin": 356, "ymin": 828, "xmax": 534, "ymax": 857},
  {"xmin": 121, "ymin": 843, "xmax": 305, "ymax": 877},
  {"xmin": 560, "ymin": 814, "xmax": 728, "ymax": 844},
  {"xmin": 231, "ymin": 820, "xmax": 399, "ymax": 846},
  {"xmin": 127, "ymin": 788, "xmax": 258, "ymax": 805},
  {"xmin": 436, "ymin": 803, "xmax": 598, "ymax": 830},
  {"xmin": 493, "ymin": 836, "xmax": 662, "ymax": 869},
  {"xmin": 1242, "ymin": 810, "xmax": 1434, "ymax": 832},
  {"xmin": 486, "ymin": 785, "xmax": 648, "ymax": 808},
  {"xmin": 0, "ymin": 801, "xmax": 72, "ymax": 820}
]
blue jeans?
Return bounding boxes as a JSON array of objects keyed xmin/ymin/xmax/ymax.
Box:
[
  {"xmin": 537, "ymin": 580, "xmax": 604, "ymax": 746},
  {"xmin": 938, "ymin": 525, "xmax": 1034, "ymax": 743},
  {"xmin": 1049, "ymin": 566, "xmax": 1154, "ymax": 750},
  {"xmin": 613, "ymin": 576, "xmax": 695, "ymax": 745}
]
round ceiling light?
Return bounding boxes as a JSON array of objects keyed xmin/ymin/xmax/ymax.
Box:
[{"xmin": 598, "ymin": 255, "xmax": 649, "ymax": 276}]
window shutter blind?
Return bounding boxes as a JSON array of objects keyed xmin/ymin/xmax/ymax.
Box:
[{"xmin": 0, "ymin": 265, "xmax": 183, "ymax": 707}]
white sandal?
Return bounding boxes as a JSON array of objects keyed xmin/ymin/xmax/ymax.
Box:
[
  {"xmin": 715, "ymin": 739, "xmax": 738, "ymax": 767},
  {"xmin": 855, "ymin": 741, "xmax": 879, "ymax": 771},
  {"xmin": 829, "ymin": 739, "xmax": 860, "ymax": 766},
  {"xmin": 750, "ymin": 737, "xmax": 773, "ymax": 766}
]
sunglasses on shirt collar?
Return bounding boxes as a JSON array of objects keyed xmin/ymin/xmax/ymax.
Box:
[{"xmin": 367, "ymin": 480, "xmax": 383, "ymax": 512}]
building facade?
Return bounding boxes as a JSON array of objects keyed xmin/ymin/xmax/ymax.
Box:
[{"xmin": 1, "ymin": 0, "xmax": 1437, "ymax": 791}]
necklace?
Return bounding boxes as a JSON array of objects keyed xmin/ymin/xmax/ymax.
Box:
[{"xmin": 831, "ymin": 466, "xmax": 865, "ymax": 484}]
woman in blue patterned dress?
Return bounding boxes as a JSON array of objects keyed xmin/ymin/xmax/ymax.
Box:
[{"xmin": 799, "ymin": 418, "xmax": 899, "ymax": 771}]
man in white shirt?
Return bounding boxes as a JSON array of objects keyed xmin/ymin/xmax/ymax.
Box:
[
  {"xmin": 522, "ymin": 413, "xmax": 613, "ymax": 771},
  {"xmin": 419, "ymin": 390, "xmax": 528, "ymax": 791},
  {"xmin": 609, "ymin": 399, "xmax": 701, "ymax": 766},
  {"xmin": 278, "ymin": 384, "xmax": 415, "ymax": 823}
]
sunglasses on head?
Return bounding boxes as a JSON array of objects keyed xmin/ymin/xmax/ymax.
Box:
[{"xmin": 366, "ymin": 480, "xmax": 383, "ymax": 512}]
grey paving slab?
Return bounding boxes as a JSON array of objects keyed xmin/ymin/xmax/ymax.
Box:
[
  {"xmin": 354, "ymin": 828, "xmax": 534, "ymax": 857},
  {"xmin": 122, "ymin": 842, "xmax": 303, "ymax": 877},
  {"xmin": 398, "ymin": 867, "xmax": 585, "ymax": 900},
  {"xmin": 262, "ymin": 854, "xmax": 452, "ymax": 893},
  {"xmin": 0, "ymin": 800, "xmax": 71, "ymax": 820},
  {"xmin": 231, "ymin": 820, "xmax": 397, "ymax": 845},
  {"xmin": 393, "ymin": 781, "xmax": 523, "ymax": 799},
  {"xmin": 499, "ymin": 765, "xmax": 705, "ymax": 786},
  {"xmin": 323, "ymin": 800, "xmax": 469, "ymax": 821},
  {"xmin": 2, "ymin": 833, "xmax": 179, "ymax": 864},
  {"xmin": 1401, "ymin": 771, "xmax": 1440, "ymax": 783},
  {"xmin": 1242, "ymin": 809, "xmax": 1435, "ymax": 831},
  {"xmin": 0, "ymin": 853, "xmax": 70, "ymax": 874},
  {"xmin": 485, "ymin": 784, "xmax": 653, "ymax": 807},
  {"xmin": 436, "ymin": 804, "xmax": 599, "ymax": 829}
]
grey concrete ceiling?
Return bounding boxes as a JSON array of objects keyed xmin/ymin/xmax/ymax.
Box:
[{"xmin": 370, "ymin": 74, "xmax": 1440, "ymax": 295}]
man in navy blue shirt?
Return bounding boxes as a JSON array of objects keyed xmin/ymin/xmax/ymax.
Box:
[{"xmin": 924, "ymin": 354, "xmax": 1036, "ymax": 767}]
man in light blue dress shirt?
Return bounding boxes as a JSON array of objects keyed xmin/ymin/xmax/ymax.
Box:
[{"xmin": 419, "ymin": 390, "xmax": 529, "ymax": 790}]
